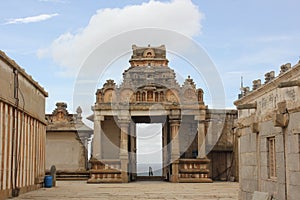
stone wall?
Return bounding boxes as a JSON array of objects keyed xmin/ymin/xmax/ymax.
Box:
[
  {"xmin": 46, "ymin": 132, "xmax": 86, "ymax": 171},
  {"xmin": 235, "ymin": 61, "xmax": 300, "ymax": 200},
  {"xmin": 101, "ymin": 116, "xmax": 120, "ymax": 159},
  {"xmin": 0, "ymin": 51, "xmax": 47, "ymax": 200},
  {"xmin": 206, "ymin": 109, "xmax": 238, "ymax": 181},
  {"xmin": 45, "ymin": 103, "xmax": 93, "ymax": 173}
]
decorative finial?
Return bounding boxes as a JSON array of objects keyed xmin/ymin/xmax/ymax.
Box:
[
  {"xmin": 56, "ymin": 102, "xmax": 67, "ymax": 109},
  {"xmin": 76, "ymin": 106, "xmax": 82, "ymax": 120},
  {"xmin": 76, "ymin": 106, "xmax": 82, "ymax": 115}
]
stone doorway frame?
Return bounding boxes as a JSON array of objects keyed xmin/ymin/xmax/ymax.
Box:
[{"xmin": 87, "ymin": 107, "xmax": 212, "ymax": 183}]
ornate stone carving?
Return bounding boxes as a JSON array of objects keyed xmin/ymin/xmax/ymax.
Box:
[
  {"xmin": 280, "ymin": 63, "xmax": 291, "ymax": 75},
  {"xmin": 48, "ymin": 102, "xmax": 70, "ymax": 123},
  {"xmin": 264, "ymin": 71, "xmax": 275, "ymax": 83},
  {"xmin": 252, "ymin": 79, "xmax": 261, "ymax": 90}
]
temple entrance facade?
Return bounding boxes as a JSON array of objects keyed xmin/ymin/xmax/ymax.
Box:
[{"xmin": 87, "ymin": 45, "xmax": 236, "ymax": 183}]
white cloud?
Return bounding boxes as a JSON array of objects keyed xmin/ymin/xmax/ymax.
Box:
[
  {"xmin": 5, "ymin": 13, "xmax": 59, "ymax": 24},
  {"xmin": 38, "ymin": 0, "xmax": 203, "ymax": 71}
]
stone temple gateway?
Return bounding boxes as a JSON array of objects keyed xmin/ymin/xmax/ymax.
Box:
[{"xmin": 88, "ymin": 45, "xmax": 237, "ymax": 183}]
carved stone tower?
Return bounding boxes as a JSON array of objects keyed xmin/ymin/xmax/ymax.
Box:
[{"xmin": 88, "ymin": 44, "xmax": 212, "ymax": 183}]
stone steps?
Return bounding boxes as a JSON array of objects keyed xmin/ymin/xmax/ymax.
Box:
[{"xmin": 136, "ymin": 176, "xmax": 165, "ymax": 181}]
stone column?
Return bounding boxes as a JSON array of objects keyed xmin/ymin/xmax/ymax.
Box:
[
  {"xmin": 92, "ymin": 115, "xmax": 104, "ymax": 160},
  {"xmin": 169, "ymin": 119, "xmax": 180, "ymax": 183},
  {"xmin": 195, "ymin": 111, "xmax": 206, "ymax": 159},
  {"xmin": 119, "ymin": 120, "xmax": 129, "ymax": 183},
  {"xmin": 163, "ymin": 124, "xmax": 168, "ymax": 179},
  {"xmin": 197, "ymin": 122, "xmax": 206, "ymax": 158},
  {"xmin": 129, "ymin": 122, "xmax": 137, "ymax": 181}
]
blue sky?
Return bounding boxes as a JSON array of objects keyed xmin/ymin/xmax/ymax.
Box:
[{"xmin": 1, "ymin": 0, "xmax": 300, "ymax": 118}]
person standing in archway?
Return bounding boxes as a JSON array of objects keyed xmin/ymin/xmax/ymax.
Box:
[{"xmin": 149, "ymin": 166, "xmax": 153, "ymax": 176}]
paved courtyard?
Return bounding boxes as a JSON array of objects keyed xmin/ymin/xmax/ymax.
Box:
[{"xmin": 14, "ymin": 181, "xmax": 239, "ymax": 200}]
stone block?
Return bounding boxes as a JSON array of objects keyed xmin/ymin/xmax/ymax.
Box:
[
  {"xmin": 260, "ymin": 165, "xmax": 268, "ymax": 180},
  {"xmin": 276, "ymin": 165, "xmax": 286, "ymax": 184},
  {"xmin": 276, "ymin": 183, "xmax": 286, "ymax": 200},
  {"xmin": 241, "ymin": 179, "xmax": 258, "ymax": 193},
  {"xmin": 240, "ymin": 132, "xmax": 257, "ymax": 153},
  {"xmin": 241, "ymin": 153, "xmax": 257, "ymax": 166},
  {"xmin": 260, "ymin": 152, "xmax": 268, "ymax": 167},
  {"xmin": 261, "ymin": 180, "xmax": 277, "ymax": 197},
  {"xmin": 288, "ymin": 185, "xmax": 300, "ymax": 200},
  {"xmin": 288, "ymin": 112, "xmax": 300, "ymax": 128},
  {"xmin": 240, "ymin": 191, "xmax": 253, "ymax": 200},
  {"xmin": 275, "ymin": 135, "xmax": 284, "ymax": 153},
  {"xmin": 287, "ymin": 134, "xmax": 299, "ymax": 154},
  {"xmin": 260, "ymin": 138, "xmax": 268, "ymax": 152},
  {"xmin": 273, "ymin": 113, "xmax": 289, "ymax": 128},
  {"xmin": 289, "ymin": 172, "xmax": 300, "ymax": 186},
  {"xmin": 252, "ymin": 191, "xmax": 271, "ymax": 200},
  {"xmin": 276, "ymin": 152, "xmax": 285, "ymax": 168},
  {"xmin": 288, "ymin": 153, "xmax": 300, "ymax": 171},
  {"xmin": 50, "ymin": 165, "xmax": 56, "ymax": 187},
  {"xmin": 241, "ymin": 166, "xmax": 258, "ymax": 179},
  {"xmin": 259, "ymin": 122, "xmax": 274, "ymax": 137}
]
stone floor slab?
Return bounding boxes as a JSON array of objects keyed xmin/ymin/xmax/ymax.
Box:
[{"xmin": 14, "ymin": 181, "xmax": 239, "ymax": 200}]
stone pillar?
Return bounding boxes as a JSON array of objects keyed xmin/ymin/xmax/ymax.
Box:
[
  {"xmin": 169, "ymin": 119, "xmax": 180, "ymax": 183},
  {"xmin": 92, "ymin": 115, "xmax": 104, "ymax": 160},
  {"xmin": 162, "ymin": 124, "xmax": 168, "ymax": 179},
  {"xmin": 119, "ymin": 120, "xmax": 129, "ymax": 183},
  {"xmin": 197, "ymin": 122, "xmax": 206, "ymax": 158},
  {"xmin": 129, "ymin": 122, "xmax": 137, "ymax": 181},
  {"xmin": 195, "ymin": 111, "xmax": 206, "ymax": 158}
]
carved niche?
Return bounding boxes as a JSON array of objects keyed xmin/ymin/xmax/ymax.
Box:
[
  {"xmin": 120, "ymin": 89, "xmax": 134, "ymax": 103},
  {"xmin": 166, "ymin": 89, "xmax": 179, "ymax": 103},
  {"xmin": 184, "ymin": 89, "xmax": 197, "ymax": 102},
  {"xmin": 103, "ymin": 89, "xmax": 116, "ymax": 103},
  {"xmin": 49, "ymin": 102, "xmax": 70, "ymax": 123}
]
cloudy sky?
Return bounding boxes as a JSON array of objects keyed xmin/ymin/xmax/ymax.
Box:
[
  {"xmin": 2, "ymin": 0, "xmax": 300, "ymax": 165},
  {"xmin": 1, "ymin": 0, "xmax": 300, "ymax": 115}
]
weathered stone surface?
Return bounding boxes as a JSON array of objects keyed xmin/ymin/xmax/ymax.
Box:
[
  {"xmin": 259, "ymin": 152, "xmax": 268, "ymax": 167},
  {"xmin": 46, "ymin": 103, "xmax": 93, "ymax": 174},
  {"xmin": 289, "ymin": 172, "xmax": 300, "ymax": 186},
  {"xmin": 0, "ymin": 51, "xmax": 48, "ymax": 199},
  {"xmin": 252, "ymin": 191, "xmax": 271, "ymax": 200},
  {"xmin": 288, "ymin": 185, "xmax": 300, "ymax": 200},
  {"xmin": 288, "ymin": 153, "xmax": 300, "ymax": 171},
  {"xmin": 14, "ymin": 181, "xmax": 239, "ymax": 200},
  {"xmin": 239, "ymin": 191, "xmax": 253, "ymax": 200},
  {"xmin": 235, "ymin": 61, "xmax": 300, "ymax": 200},
  {"xmin": 89, "ymin": 45, "xmax": 237, "ymax": 183},
  {"xmin": 240, "ymin": 153, "xmax": 257, "ymax": 166},
  {"xmin": 240, "ymin": 133, "xmax": 257, "ymax": 153},
  {"xmin": 260, "ymin": 166, "xmax": 268, "ymax": 180},
  {"xmin": 50, "ymin": 165, "xmax": 56, "ymax": 187},
  {"xmin": 241, "ymin": 166, "xmax": 258, "ymax": 180},
  {"xmin": 287, "ymin": 134, "xmax": 299, "ymax": 154},
  {"xmin": 240, "ymin": 179, "xmax": 258, "ymax": 193},
  {"xmin": 275, "ymin": 135, "xmax": 284, "ymax": 153},
  {"xmin": 260, "ymin": 180, "xmax": 277, "ymax": 197}
]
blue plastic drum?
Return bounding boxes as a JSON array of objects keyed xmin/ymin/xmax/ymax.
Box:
[{"xmin": 44, "ymin": 175, "xmax": 53, "ymax": 188}]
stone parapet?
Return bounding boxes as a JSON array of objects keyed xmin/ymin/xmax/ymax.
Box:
[
  {"xmin": 87, "ymin": 158, "xmax": 123, "ymax": 183},
  {"xmin": 178, "ymin": 158, "xmax": 212, "ymax": 183}
]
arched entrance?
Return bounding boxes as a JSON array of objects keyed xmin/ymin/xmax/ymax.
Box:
[{"xmin": 87, "ymin": 45, "xmax": 212, "ymax": 183}]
